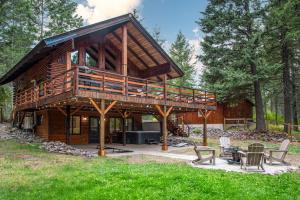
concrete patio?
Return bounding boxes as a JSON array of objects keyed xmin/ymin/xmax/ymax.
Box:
[{"xmin": 73, "ymin": 144, "xmax": 299, "ymax": 175}]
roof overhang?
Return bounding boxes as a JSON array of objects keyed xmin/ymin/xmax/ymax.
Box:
[{"xmin": 0, "ymin": 14, "xmax": 184, "ymax": 85}]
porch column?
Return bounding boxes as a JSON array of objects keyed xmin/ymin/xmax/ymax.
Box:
[
  {"xmin": 98, "ymin": 37, "xmax": 105, "ymax": 70},
  {"xmin": 162, "ymin": 106, "xmax": 168, "ymax": 150},
  {"xmin": 120, "ymin": 111, "xmax": 130, "ymax": 146},
  {"xmin": 155, "ymin": 105, "xmax": 173, "ymax": 151},
  {"xmin": 99, "ymin": 99, "xmax": 105, "ymax": 156},
  {"xmin": 122, "ymin": 25, "xmax": 128, "ymax": 96},
  {"xmin": 198, "ymin": 109, "xmax": 212, "ymax": 146},
  {"xmin": 89, "ymin": 98, "xmax": 117, "ymax": 156},
  {"xmin": 66, "ymin": 51, "xmax": 72, "ymax": 90},
  {"xmin": 78, "ymin": 47, "xmax": 86, "ymax": 66},
  {"xmin": 66, "ymin": 105, "xmax": 71, "ymax": 144}
]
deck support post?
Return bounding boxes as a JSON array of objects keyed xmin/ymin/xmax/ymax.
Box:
[
  {"xmin": 119, "ymin": 111, "xmax": 130, "ymax": 146},
  {"xmin": 89, "ymin": 98, "xmax": 117, "ymax": 156},
  {"xmin": 198, "ymin": 109, "xmax": 212, "ymax": 146},
  {"xmin": 155, "ymin": 105, "xmax": 173, "ymax": 151},
  {"xmin": 66, "ymin": 105, "xmax": 71, "ymax": 145},
  {"xmin": 99, "ymin": 99, "xmax": 105, "ymax": 156}
]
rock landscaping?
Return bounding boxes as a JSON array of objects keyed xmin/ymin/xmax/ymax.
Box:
[
  {"xmin": 190, "ymin": 128, "xmax": 289, "ymax": 142},
  {"xmin": 0, "ymin": 123, "xmax": 95, "ymax": 158}
]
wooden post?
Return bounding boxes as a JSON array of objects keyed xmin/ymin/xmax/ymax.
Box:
[
  {"xmin": 199, "ymin": 109, "xmax": 211, "ymax": 146},
  {"xmin": 163, "ymin": 74, "xmax": 167, "ymax": 103},
  {"xmin": 66, "ymin": 51, "xmax": 72, "ymax": 90},
  {"xmin": 98, "ymin": 37, "xmax": 105, "ymax": 70},
  {"xmin": 155, "ymin": 105, "xmax": 173, "ymax": 151},
  {"xmin": 122, "ymin": 25, "xmax": 128, "ymax": 96},
  {"xmin": 99, "ymin": 99, "xmax": 105, "ymax": 156},
  {"xmin": 73, "ymin": 67, "xmax": 78, "ymax": 95},
  {"xmin": 78, "ymin": 47, "xmax": 86, "ymax": 66},
  {"xmin": 203, "ymin": 114, "xmax": 208, "ymax": 146},
  {"xmin": 66, "ymin": 105, "xmax": 71, "ymax": 144},
  {"xmin": 89, "ymin": 98, "xmax": 117, "ymax": 156},
  {"xmin": 162, "ymin": 105, "xmax": 168, "ymax": 150}
]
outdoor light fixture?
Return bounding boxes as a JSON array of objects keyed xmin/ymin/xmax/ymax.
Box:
[{"xmin": 82, "ymin": 116, "xmax": 88, "ymax": 121}]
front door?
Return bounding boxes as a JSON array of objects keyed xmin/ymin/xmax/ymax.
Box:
[{"xmin": 89, "ymin": 117, "xmax": 99, "ymax": 143}]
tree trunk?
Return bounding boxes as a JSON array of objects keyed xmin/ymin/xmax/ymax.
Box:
[
  {"xmin": 275, "ymin": 96, "xmax": 278, "ymax": 125},
  {"xmin": 281, "ymin": 34, "xmax": 292, "ymax": 132},
  {"xmin": 291, "ymin": 60, "xmax": 298, "ymax": 131},
  {"xmin": 251, "ymin": 64, "xmax": 266, "ymax": 131}
]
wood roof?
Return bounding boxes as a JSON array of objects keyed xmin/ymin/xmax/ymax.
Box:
[{"xmin": 0, "ymin": 14, "xmax": 183, "ymax": 85}]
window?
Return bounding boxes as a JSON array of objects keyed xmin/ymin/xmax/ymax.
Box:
[
  {"xmin": 126, "ymin": 118, "xmax": 133, "ymax": 131},
  {"xmin": 142, "ymin": 115, "xmax": 158, "ymax": 123},
  {"xmin": 70, "ymin": 116, "xmax": 81, "ymax": 134},
  {"xmin": 109, "ymin": 118, "xmax": 122, "ymax": 133},
  {"xmin": 36, "ymin": 115, "xmax": 43, "ymax": 125},
  {"xmin": 71, "ymin": 51, "xmax": 78, "ymax": 65},
  {"xmin": 86, "ymin": 52, "xmax": 97, "ymax": 67},
  {"xmin": 39, "ymin": 82, "xmax": 44, "ymax": 96}
]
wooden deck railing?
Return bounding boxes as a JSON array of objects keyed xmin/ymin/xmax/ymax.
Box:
[{"xmin": 15, "ymin": 66, "xmax": 216, "ymax": 108}]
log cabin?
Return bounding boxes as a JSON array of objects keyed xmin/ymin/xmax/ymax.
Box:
[{"xmin": 0, "ymin": 14, "xmax": 216, "ymax": 156}]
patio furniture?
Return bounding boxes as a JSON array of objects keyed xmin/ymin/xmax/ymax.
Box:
[
  {"xmin": 192, "ymin": 143, "xmax": 216, "ymax": 165},
  {"xmin": 226, "ymin": 146, "xmax": 241, "ymax": 164},
  {"xmin": 264, "ymin": 139, "xmax": 290, "ymax": 165},
  {"xmin": 238, "ymin": 143, "xmax": 265, "ymax": 171},
  {"xmin": 219, "ymin": 136, "xmax": 232, "ymax": 157}
]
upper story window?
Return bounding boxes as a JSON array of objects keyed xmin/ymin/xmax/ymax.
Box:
[
  {"xmin": 71, "ymin": 51, "xmax": 78, "ymax": 65},
  {"xmin": 86, "ymin": 52, "xmax": 97, "ymax": 67}
]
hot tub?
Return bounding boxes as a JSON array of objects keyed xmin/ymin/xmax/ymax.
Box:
[{"xmin": 125, "ymin": 131, "xmax": 161, "ymax": 144}]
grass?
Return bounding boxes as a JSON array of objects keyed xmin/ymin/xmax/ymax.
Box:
[{"xmin": 1, "ymin": 140, "xmax": 300, "ymax": 200}]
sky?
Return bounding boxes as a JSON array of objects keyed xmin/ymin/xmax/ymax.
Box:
[{"xmin": 75, "ymin": 0, "xmax": 209, "ymax": 75}]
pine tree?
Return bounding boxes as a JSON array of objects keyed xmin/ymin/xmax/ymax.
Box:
[
  {"xmin": 34, "ymin": 0, "xmax": 83, "ymax": 39},
  {"xmin": 169, "ymin": 31, "xmax": 195, "ymax": 87},
  {"xmin": 198, "ymin": 0, "xmax": 271, "ymax": 131},
  {"xmin": 265, "ymin": 0, "xmax": 300, "ymax": 131}
]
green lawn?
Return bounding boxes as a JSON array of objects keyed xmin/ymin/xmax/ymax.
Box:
[{"xmin": 1, "ymin": 140, "xmax": 300, "ymax": 200}]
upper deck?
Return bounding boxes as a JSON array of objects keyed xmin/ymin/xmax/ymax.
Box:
[{"xmin": 14, "ymin": 66, "xmax": 216, "ymax": 111}]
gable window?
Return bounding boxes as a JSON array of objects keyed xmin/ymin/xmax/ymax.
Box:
[
  {"xmin": 71, "ymin": 51, "xmax": 79, "ymax": 65},
  {"xmin": 86, "ymin": 52, "xmax": 97, "ymax": 67},
  {"xmin": 70, "ymin": 116, "xmax": 81, "ymax": 135}
]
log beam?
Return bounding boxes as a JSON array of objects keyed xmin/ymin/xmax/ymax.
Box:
[{"xmin": 141, "ymin": 63, "xmax": 171, "ymax": 78}]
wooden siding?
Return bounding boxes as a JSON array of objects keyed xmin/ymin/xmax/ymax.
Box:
[
  {"xmin": 35, "ymin": 110, "xmax": 49, "ymax": 140},
  {"xmin": 223, "ymin": 101, "xmax": 253, "ymax": 118},
  {"xmin": 37, "ymin": 108, "xmax": 145, "ymax": 144},
  {"xmin": 177, "ymin": 101, "xmax": 253, "ymax": 124},
  {"xmin": 178, "ymin": 103, "xmax": 224, "ymax": 124}
]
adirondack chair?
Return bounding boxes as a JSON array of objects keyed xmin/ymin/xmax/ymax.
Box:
[
  {"xmin": 219, "ymin": 136, "xmax": 232, "ymax": 157},
  {"xmin": 192, "ymin": 143, "xmax": 216, "ymax": 165},
  {"xmin": 238, "ymin": 143, "xmax": 265, "ymax": 171},
  {"xmin": 264, "ymin": 139, "xmax": 290, "ymax": 165}
]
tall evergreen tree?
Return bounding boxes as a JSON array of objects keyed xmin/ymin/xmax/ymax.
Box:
[
  {"xmin": 34, "ymin": 0, "xmax": 83, "ymax": 39},
  {"xmin": 169, "ymin": 31, "xmax": 195, "ymax": 87},
  {"xmin": 198, "ymin": 0, "xmax": 271, "ymax": 131},
  {"xmin": 0, "ymin": 0, "xmax": 83, "ymax": 119},
  {"xmin": 265, "ymin": 0, "xmax": 300, "ymax": 131}
]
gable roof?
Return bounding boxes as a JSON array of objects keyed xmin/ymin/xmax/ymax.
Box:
[{"xmin": 0, "ymin": 13, "xmax": 183, "ymax": 85}]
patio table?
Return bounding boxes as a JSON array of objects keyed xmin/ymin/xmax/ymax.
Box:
[{"xmin": 226, "ymin": 146, "xmax": 242, "ymax": 164}]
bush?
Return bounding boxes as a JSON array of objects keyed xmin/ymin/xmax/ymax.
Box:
[{"xmin": 193, "ymin": 127, "xmax": 202, "ymax": 134}]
